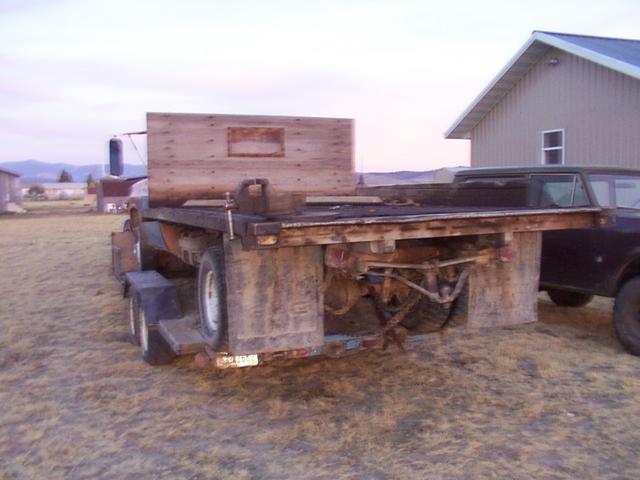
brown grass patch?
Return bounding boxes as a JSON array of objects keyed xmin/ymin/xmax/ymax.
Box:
[{"xmin": 1, "ymin": 212, "xmax": 640, "ymax": 478}]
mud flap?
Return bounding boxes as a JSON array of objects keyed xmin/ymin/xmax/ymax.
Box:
[
  {"xmin": 467, "ymin": 231, "xmax": 541, "ymax": 328},
  {"xmin": 112, "ymin": 231, "xmax": 138, "ymax": 282},
  {"xmin": 223, "ymin": 238, "xmax": 324, "ymax": 354}
]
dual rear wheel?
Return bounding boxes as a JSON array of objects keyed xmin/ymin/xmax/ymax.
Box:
[
  {"xmin": 127, "ymin": 292, "xmax": 174, "ymax": 365},
  {"xmin": 197, "ymin": 247, "xmax": 227, "ymax": 349}
]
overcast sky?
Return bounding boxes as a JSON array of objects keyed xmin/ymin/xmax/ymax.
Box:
[{"xmin": 1, "ymin": 0, "xmax": 639, "ymax": 171}]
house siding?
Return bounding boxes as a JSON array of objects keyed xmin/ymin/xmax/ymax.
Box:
[
  {"xmin": 0, "ymin": 171, "xmax": 21, "ymax": 213},
  {"xmin": 471, "ymin": 48, "xmax": 640, "ymax": 168}
]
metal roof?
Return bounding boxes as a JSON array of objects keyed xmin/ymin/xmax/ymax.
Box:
[
  {"xmin": 445, "ymin": 31, "xmax": 640, "ymax": 140},
  {"xmin": 454, "ymin": 164, "xmax": 640, "ymax": 177},
  {"xmin": 0, "ymin": 167, "xmax": 20, "ymax": 177}
]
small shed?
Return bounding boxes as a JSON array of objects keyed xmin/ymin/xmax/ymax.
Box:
[{"xmin": 0, "ymin": 167, "xmax": 21, "ymax": 213}]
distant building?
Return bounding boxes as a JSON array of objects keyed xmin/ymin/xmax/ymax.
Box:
[
  {"xmin": 97, "ymin": 176, "xmax": 146, "ymax": 213},
  {"xmin": 0, "ymin": 167, "xmax": 21, "ymax": 213},
  {"xmin": 446, "ymin": 31, "xmax": 640, "ymax": 168},
  {"xmin": 41, "ymin": 182, "xmax": 87, "ymax": 200}
]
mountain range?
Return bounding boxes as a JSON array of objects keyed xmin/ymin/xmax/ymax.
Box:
[
  {"xmin": 1, "ymin": 160, "xmax": 459, "ymax": 186},
  {"xmin": 0, "ymin": 160, "xmax": 147, "ymax": 185}
]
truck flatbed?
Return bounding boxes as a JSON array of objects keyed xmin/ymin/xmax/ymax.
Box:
[
  {"xmin": 112, "ymin": 112, "xmax": 610, "ymax": 370},
  {"xmin": 142, "ymin": 205, "xmax": 602, "ymax": 249}
]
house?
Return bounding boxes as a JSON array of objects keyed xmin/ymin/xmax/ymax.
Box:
[
  {"xmin": 97, "ymin": 176, "xmax": 146, "ymax": 213},
  {"xmin": 446, "ymin": 31, "xmax": 640, "ymax": 168},
  {"xmin": 41, "ymin": 182, "xmax": 87, "ymax": 200},
  {"xmin": 0, "ymin": 167, "xmax": 21, "ymax": 213}
]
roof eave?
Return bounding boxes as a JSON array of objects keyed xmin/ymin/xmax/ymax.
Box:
[
  {"xmin": 444, "ymin": 34, "xmax": 541, "ymax": 139},
  {"xmin": 444, "ymin": 31, "xmax": 640, "ymax": 140}
]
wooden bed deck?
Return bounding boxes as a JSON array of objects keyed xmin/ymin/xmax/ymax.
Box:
[{"xmin": 142, "ymin": 205, "xmax": 605, "ymax": 249}]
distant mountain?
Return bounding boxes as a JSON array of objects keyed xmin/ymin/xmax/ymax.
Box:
[
  {"xmin": 360, "ymin": 170, "xmax": 439, "ymax": 186},
  {"xmin": 0, "ymin": 160, "xmax": 146, "ymax": 185},
  {"xmin": 3, "ymin": 160, "xmax": 461, "ymax": 187}
]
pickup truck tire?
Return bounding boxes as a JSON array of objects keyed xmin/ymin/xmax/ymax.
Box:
[
  {"xmin": 136, "ymin": 295, "xmax": 175, "ymax": 365},
  {"xmin": 613, "ymin": 276, "xmax": 640, "ymax": 356},
  {"xmin": 547, "ymin": 288, "xmax": 593, "ymax": 307},
  {"xmin": 198, "ymin": 247, "xmax": 227, "ymax": 349}
]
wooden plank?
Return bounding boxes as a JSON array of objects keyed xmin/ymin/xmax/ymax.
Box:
[
  {"xmin": 111, "ymin": 231, "xmax": 138, "ymax": 281},
  {"xmin": 223, "ymin": 239, "xmax": 324, "ymax": 354},
  {"xmin": 142, "ymin": 207, "xmax": 602, "ymax": 249},
  {"xmin": 467, "ymin": 231, "xmax": 541, "ymax": 327},
  {"xmin": 147, "ymin": 112, "xmax": 355, "ymax": 207},
  {"xmin": 275, "ymin": 210, "xmax": 601, "ymax": 247},
  {"xmin": 306, "ymin": 196, "xmax": 383, "ymax": 205}
]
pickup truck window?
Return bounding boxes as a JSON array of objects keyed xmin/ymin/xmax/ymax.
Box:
[
  {"xmin": 589, "ymin": 173, "xmax": 640, "ymax": 208},
  {"xmin": 530, "ymin": 174, "xmax": 590, "ymax": 208}
]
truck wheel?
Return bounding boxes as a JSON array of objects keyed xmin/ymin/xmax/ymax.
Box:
[
  {"xmin": 128, "ymin": 295, "xmax": 140, "ymax": 345},
  {"xmin": 547, "ymin": 288, "xmax": 593, "ymax": 307},
  {"xmin": 198, "ymin": 247, "xmax": 227, "ymax": 349},
  {"xmin": 137, "ymin": 296, "xmax": 175, "ymax": 365},
  {"xmin": 613, "ymin": 276, "xmax": 640, "ymax": 356}
]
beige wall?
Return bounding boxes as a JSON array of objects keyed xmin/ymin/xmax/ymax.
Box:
[
  {"xmin": 471, "ymin": 48, "xmax": 640, "ymax": 168},
  {"xmin": 0, "ymin": 173, "xmax": 21, "ymax": 212}
]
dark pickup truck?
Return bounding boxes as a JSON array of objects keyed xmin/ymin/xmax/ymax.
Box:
[{"xmin": 452, "ymin": 165, "xmax": 640, "ymax": 355}]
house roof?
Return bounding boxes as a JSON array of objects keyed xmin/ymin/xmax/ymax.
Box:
[
  {"xmin": 0, "ymin": 167, "xmax": 20, "ymax": 177},
  {"xmin": 445, "ymin": 31, "xmax": 640, "ymax": 139}
]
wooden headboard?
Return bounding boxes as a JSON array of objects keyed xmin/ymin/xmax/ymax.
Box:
[{"xmin": 147, "ymin": 112, "xmax": 355, "ymax": 207}]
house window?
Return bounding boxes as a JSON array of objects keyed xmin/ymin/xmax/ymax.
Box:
[{"xmin": 541, "ymin": 129, "xmax": 564, "ymax": 164}]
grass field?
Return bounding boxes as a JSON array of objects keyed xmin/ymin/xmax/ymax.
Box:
[{"xmin": 1, "ymin": 210, "xmax": 639, "ymax": 479}]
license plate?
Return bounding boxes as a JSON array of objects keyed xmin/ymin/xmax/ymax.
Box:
[
  {"xmin": 234, "ymin": 354, "xmax": 259, "ymax": 367},
  {"xmin": 215, "ymin": 353, "xmax": 259, "ymax": 369}
]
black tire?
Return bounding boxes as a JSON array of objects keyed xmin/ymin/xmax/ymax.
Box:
[
  {"xmin": 128, "ymin": 294, "xmax": 140, "ymax": 345},
  {"xmin": 137, "ymin": 295, "xmax": 175, "ymax": 365},
  {"xmin": 613, "ymin": 276, "xmax": 640, "ymax": 356},
  {"xmin": 197, "ymin": 247, "xmax": 227, "ymax": 349},
  {"xmin": 547, "ymin": 288, "xmax": 593, "ymax": 307}
]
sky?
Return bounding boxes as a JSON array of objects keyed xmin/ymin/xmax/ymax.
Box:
[{"xmin": 1, "ymin": 0, "xmax": 639, "ymax": 172}]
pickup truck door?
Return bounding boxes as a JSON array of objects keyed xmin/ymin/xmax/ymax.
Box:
[{"xmin": 532, "ymin": 174, "xmax": 597, "ymax": 291}]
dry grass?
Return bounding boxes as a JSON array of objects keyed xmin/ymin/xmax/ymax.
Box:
[
  {"xmin": 21, "ymin": 199, "xmax": 94, "ymax": 214},
  {"xmin": 1, "ymin": 211, "xmax": 640, "ymax": 479}
]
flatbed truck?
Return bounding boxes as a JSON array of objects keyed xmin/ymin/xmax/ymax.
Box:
[{"xmin": 111, "ymin": 113, "xmax": 605, "ymax": 369}]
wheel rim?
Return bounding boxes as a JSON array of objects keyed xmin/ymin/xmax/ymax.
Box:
[
  {"xmin": 203, "ymin": 270, "xmax": 220, "ymax": 336},
  {"xmin": 135, "ymin": 241, "xmax": 142, "ymax": 269},
  {"xmin": 128, "ymin": 297, "xmax": 136, "ymax": 337},
  {"xmin": 139, "ymin": 307, "xmax": 148, "ymax": 353}
]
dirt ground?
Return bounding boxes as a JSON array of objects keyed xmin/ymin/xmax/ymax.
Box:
[{"xmin": 1, "ymin": 210, "xmax": 639, "ymax": 479}]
